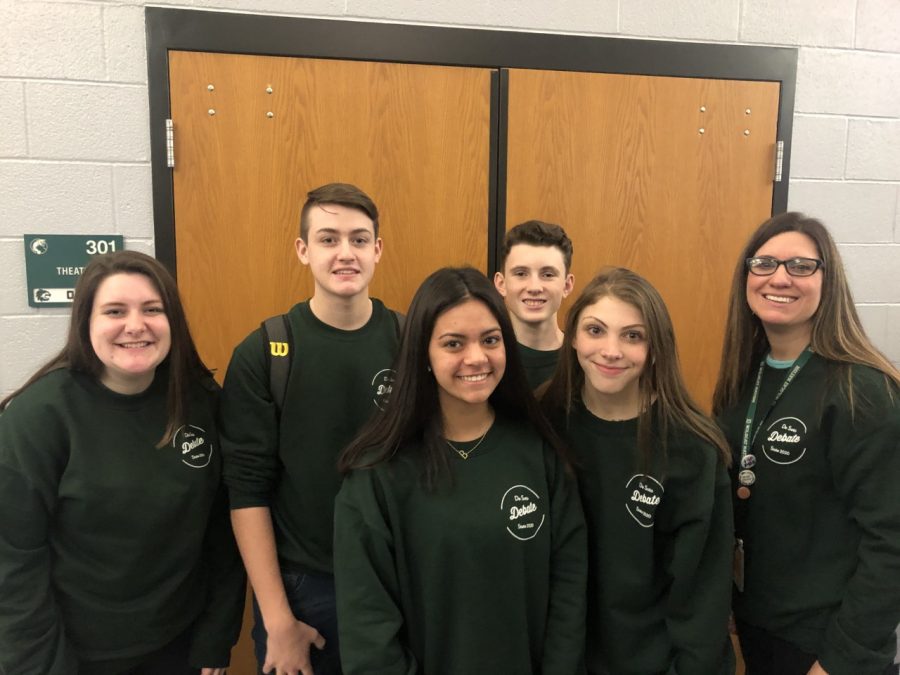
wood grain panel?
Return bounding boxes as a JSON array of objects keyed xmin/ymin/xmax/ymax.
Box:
[
  {"xmin": 169, "ymin": 51, "xmax": 492, "ymax": 674},
  {"xmin": 170, "ymin": 51, "xmax": 492, "ymax": 381},
  {"xmin": 506, "ymin": 69, "xmax": 779, "ymax": 408}
]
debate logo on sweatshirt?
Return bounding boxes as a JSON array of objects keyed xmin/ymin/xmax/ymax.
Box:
[
  {"xmin": 625, "ymin": 474, "xmax": 663, "ymax": 528},
  {"xmin": 500, "ymin": 484, "xmax": 545, "ymax": 541},
  {"xmin": 371, "ymin": 368, "xmax": 396, "ymax": 411},
  {"xmin": 173, "ymin": 425, "xmax": 213, "ymax": 469},
  {"xmin": 762, "ymin": 416, "xmax": 807, "ymax": 465}
]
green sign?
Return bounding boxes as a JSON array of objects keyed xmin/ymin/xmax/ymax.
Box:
[{"xmin": 24, "ymin": 234, "xmax": 125, "ymax": 308}]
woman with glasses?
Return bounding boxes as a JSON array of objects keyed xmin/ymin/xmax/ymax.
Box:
[{"xmin": 713, "ymin": 212, "xmax": 900, "ymax": 675}]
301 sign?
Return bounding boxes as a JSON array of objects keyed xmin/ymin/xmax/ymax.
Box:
[{"xmin": 24, "ymin": 234, "xmax": 126, "ymax": 308}]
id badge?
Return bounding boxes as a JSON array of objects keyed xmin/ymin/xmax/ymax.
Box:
[{"xmin": 734, "ymin": 538, "xmax": 745, "ymax": 593}]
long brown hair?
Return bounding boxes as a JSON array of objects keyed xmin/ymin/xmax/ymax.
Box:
[
  {"xmin": 0, "ymin": 251, "xmax": 211, "ymax": 445},
  {"xmin": 542, "ymin": 266, "xmax": 730, "ymax": 469},
  {"xmin": 712, "ymin": 212, "xmax": 899, "ymax": 416}
]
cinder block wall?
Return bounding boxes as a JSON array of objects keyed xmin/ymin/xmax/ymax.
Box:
[{"xmin": 2, "ymin": 0, "xmax": 898, "ymax": 395}]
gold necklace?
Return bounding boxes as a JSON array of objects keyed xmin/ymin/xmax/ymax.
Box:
[{"xmin": 445, "ymin": 428, "xmax": 489, "ymax": 460}]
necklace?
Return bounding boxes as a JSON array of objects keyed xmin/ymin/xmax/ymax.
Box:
[{"xmin": 445, "ymin": 428, "xmax": 489, "ymax": 460}]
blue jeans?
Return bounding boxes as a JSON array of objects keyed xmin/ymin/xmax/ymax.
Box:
[{"xmin": 251, "ymin": 570, "xmax": 342, "ymax": 675}]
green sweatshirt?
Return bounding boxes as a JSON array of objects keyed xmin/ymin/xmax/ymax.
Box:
[
  {"xmin": 334, "ymin": 416, "xmax": 588, "ymax": 675},
  {"xmin": 560, "ymin": 403, "xmax": 734, "ymax": 675},
  {"xmin": 220, "ymin": 299, "xmax": 400, "ymax": 574},
  {"xmin": 0, "ymin": 367, "xmax": 245, "ymax": 674},
  {"xmin": 718, "ymin": 354, "xmax": 900, "ymax": 675},
  {"xmin": 518, "ymin": 342, "xmax": 561, "ymax": 390}
]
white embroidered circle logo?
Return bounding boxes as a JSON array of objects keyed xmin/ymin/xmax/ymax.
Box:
[
  {"xmin": 762, "ymin": 416, "xmax": 807, "ymax": 465},
  {"xmin": 371, "ymin": 368, "xmax": 396, "ymax": 411},
  {"xmin": 625, "ymin": 474, "xmax": 663, "ymax": 528},
  {"xmin": 500, "ymin": 484, "xmax": 545, "ymax": 541},
  {"xmin": 172, "ymin": 424, "xmax": 212, "ymax": 468}
]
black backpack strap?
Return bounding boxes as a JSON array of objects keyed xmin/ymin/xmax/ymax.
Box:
[
  {"xmin": 391, "ymin": 310, "xmax": 406, "ymax": 338},
  {"xmin": 260, "ymin": 314, "xmax": 293, "ymax": 415}
]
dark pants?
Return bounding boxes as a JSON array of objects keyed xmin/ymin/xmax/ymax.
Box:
[
  {"xmin": 738, "ymin": 619, "xmax": 898, "ymax": 675},
  {"xmin": 737, "ymin": 620, "xmax": 818, "ymax": 675},
  {"xmin": 80, "ymin": 628, "xmax": 197, "ymax": 675},
  {"xmin": 251, "ymin": 569, "xmax": 342, "ymax": 675}
]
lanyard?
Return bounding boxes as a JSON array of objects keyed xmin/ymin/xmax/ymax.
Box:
[{"xmin": 741, "ymin": 346, "xmax": 813, "ymax": 462}]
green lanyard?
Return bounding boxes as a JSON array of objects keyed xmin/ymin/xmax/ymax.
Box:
[{"xmin": 737, "ymin": 346, "xmax": 813, "ymax": 497}]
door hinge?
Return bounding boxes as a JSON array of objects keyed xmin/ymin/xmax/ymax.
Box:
[
  {"xmin": 773, "ymin": 140, "xmax": 784, "ymax": 183},
  {"xmin": 166, "ymin": 119, "xmax": 175, "ymax": 168}
]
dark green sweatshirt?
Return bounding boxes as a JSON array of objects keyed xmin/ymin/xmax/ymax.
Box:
[
  {"xmin": 220, "ymin": 299, "xmax": 400, "ymax": 574},
  {"xmin": 334, "ymin": 416, "xmax": 588, "ymax": 675},
  {"xmin": 518, "ymin": 342, "xmax": 561, "ymax": 390},
  {"xmin": 561, "ymin": 403, "xmax": 734, "ymax": 675},
  {"xmin": 0, "ymin": 367, "xmax": 245, "ymax": 674},
  {"xmin": 718, "ymin": 354, "xmax": 900, "ymax": 675}
]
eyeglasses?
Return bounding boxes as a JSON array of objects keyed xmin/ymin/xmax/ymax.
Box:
[{"xmin": 746, "ymin": 256, "xmax": 824, "ymax": 277}]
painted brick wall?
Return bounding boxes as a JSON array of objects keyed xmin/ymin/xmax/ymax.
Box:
[{"xmin": 2, "ymin": 0, "xmax": 899, "ymax": 396}]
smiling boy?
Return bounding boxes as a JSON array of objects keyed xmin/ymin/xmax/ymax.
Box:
[
  {"xmin": 494, "ymin": 220, "xmax": 575, "ymax": 389},
  {"xmin": 219, "ymin": 183, "xmax": 401, "ymax": 675}
]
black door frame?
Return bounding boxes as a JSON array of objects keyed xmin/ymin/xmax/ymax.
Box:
[{"xmin": 146, "ymin": 7, "xmax": 797, "ymax": 274}]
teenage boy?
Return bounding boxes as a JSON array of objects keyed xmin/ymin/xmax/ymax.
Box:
[
  {"xmin": 219, "ymin": 183, "xmax": 400, "ymax": 675},
  {"xmin": 494, "ymin": 220, "xmax": 575, "ymax": 389}
]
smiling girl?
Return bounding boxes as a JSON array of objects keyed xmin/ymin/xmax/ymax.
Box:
[
  {"xmin": 334, "ymin": 266, "xmax": 587, "ymax": 675},
  {"xmin": 714, "ymin": 213, "xmax": 900, "ymax": 675},
  {"xmin": 542, "ymin": 266, "xmax": 734, "ymax": 675},
  {"xmin": 0, "ymin": 251, "xmax": 244, "ymax": 675}
]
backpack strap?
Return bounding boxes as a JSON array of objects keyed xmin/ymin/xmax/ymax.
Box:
[
  {"xmin": 262, "ymin": 307, "xmax": 400, "ymax": 416},
  {"xmin": 260, "ymin": 314, "xmax": 293, "ymax": 415}
]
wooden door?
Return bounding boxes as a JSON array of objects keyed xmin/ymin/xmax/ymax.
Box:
[
  {"xmin": 169, "ymin": 51, "xmax": 494, "ymax": 378},
  {"xmin": 169, "ymin": 51, "xmax": 494, "ymax": 674},
  {"xmin": 505, "ymin": 69, "xmax": 780, "ymax": 408}
]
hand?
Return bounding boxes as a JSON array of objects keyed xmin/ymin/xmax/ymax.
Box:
[
  {"xmin": 200, "ymin": 669, "xmax": 226, "ymax": 675},
  {"xmin": 807, "ymin": 661, "xmax": 829, "ymax": 675},
  {"xmin": 262, "ymin": 617, "xmax": 326, "ymax": 675}
]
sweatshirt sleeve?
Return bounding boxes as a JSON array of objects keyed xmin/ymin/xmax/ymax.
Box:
[
  {"xmin": 0, "ymin": 398, "xmax": 79, "ymax": 675},
  {"xmin": 818, "ymin": 371, "xmax": 900, "ymax": 675},
  {"xmin": 187, "ymin": 481, "xmax": 248, "ymax": 668},
  {"xmin": 219, "ymin": 331, "xmax": 281, "ymax": 509},
  {"xmin": 541, "ymin": 449, "xmax": 588, "ymax": 675},
  {"xmin": 333, "ymin": 470, "xmax": 418, "ymax": 675},
  {"xmin": 661, "ymin": 442, "xmax": 735, "ymax": 675}
]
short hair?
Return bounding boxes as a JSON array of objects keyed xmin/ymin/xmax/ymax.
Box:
[
  {"xmin": 713, "ymin": 212, "xmax": 899, "ymax": 414},
  {"xmin": 298, "ymin": 183, "xmax": 379, "ymax": 240},
  {"xmin": 0, "ymin": 251, "xmax": 210, "ymax": 445},
  {"xmin": 499, "ymin": 220, "xmax": 573, "ymax": 272}
]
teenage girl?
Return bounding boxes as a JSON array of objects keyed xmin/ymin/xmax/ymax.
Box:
[
  {"xmin": 542, "ymin": 266, "xmax": 734, "ymax": 675},
  {"xmin": 0, "ymin": 251, "xmax": 244, "ymax": 675},
  {"xmin": 334, "ymin": 266, "xmax": 587, "ymax": 675}
]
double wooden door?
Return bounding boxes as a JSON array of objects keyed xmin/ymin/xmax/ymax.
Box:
[{"xmin": 168, "ymin": 50, "xmax": 778, "ymax": 674}]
